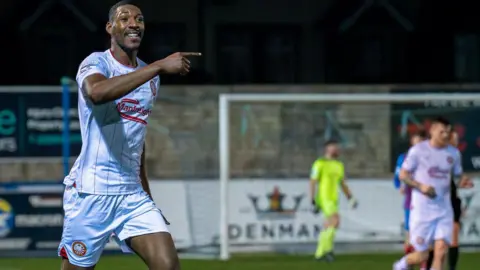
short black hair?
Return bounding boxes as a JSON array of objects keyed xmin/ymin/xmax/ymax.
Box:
[
  {"xmin": 411, "ymin": 129, "xmax": 427, "ymax": 139},
  {"xmin": 109, "ymin": 0, "xmax": 134, "ymax": 22},
  {"xmin": 432, "ymin": 116, "xmax": 451, "ymax": 127},
  {"xmin": 324, "ymin": 139, "xmax": 339, "ymax": 147}
]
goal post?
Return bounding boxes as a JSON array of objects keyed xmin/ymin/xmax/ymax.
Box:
[{"xmin": 218, "ymin": 92, "xmax": 480, "ymax": 260}]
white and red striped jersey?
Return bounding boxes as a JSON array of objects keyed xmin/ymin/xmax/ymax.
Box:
[{"xmin": 64, "ymin": 50, "xmax": 159, "ymax": 195}]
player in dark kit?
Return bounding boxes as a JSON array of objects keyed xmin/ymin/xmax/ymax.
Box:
[{"xmin": 425, "ymin": 130, "xmax": 473, "ymax": 270}]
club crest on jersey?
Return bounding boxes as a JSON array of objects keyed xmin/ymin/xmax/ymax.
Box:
[
  {"xmin": 150, "ymin": 80, "xmax": 157, "ymax": 97},
  {"xmin": 447, "ymin": 156, "xmax": 454, "ymax": 164},
  {"xmin": 72, "ymin": 241, "xmax": 87, "ymax": 256}
]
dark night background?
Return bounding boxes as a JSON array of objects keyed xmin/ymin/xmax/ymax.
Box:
[{"xmin": 2, "ymin": 0, "xmax": 480, "ymax": 85}]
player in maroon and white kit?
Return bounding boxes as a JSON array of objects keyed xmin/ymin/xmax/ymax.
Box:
[
  {"xmin": 58, "ymin": 1, "xmax": 201, "ymax": 269},
  {"xmin": 393, "ymin": 117, "xmax": 473, "ymax": 270}
]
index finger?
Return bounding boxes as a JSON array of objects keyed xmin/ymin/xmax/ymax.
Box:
[{"xmin": 180, "ymin": 52, "xmax": 202, "ymax": 57}]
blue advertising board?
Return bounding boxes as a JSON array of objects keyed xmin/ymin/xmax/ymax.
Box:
[
  {"xmin": 0, "ymin": 91, "xmax": 81, "ymax": 158},
  {"xmin": 0, "ymin": 184, "xmax": 64, "ymax": 251}
]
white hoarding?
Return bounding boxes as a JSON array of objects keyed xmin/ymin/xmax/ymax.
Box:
[{"xmin": 150, "ymin": 179, "xmax": 480, "ymax": 250}]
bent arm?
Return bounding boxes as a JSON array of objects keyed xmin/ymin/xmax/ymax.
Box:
[
  {"xmin": 399, "ymin": 169, "xmax": 421, "ymax": 190},
  {"xmin": 140, "ymin": 143, "xmax": 153, "ymax": 199},
  {"xmin": 83, "ymin": 63, "xmax": 163, "ymax": 105}
]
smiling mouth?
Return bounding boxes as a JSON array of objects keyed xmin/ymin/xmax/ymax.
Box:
[{"xmin": 125, "ymin": 32, "xmax": 142, "ymax": 39}]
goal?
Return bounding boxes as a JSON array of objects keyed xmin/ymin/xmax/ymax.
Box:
[{"xmin": 217, "ymin": 92, "xmax": 480, "ymax": 260}]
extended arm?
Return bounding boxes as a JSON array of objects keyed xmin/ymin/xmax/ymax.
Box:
[
  {"xmin": 83, "ymin": 63, "xmax": 162, "ymax": 104},
  {"xmin": 82, "ymin": 52, "xmax": 199, "ymax": 105},
  {"xmin": 140, "ymin": 143, "xmax": 153, "ymax": 199}
]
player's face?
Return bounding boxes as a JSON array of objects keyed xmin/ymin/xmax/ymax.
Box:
[
  {"xmin": 410, "ymin": 135, "xmax": 423, "ymax": 146},
  {"xmin": 326, "ymin": 144, "xmax": 340, "ymax": 158},
  {"xmin": 107, "ymin": 5, "xmax": 145, "ymax": 51},
  {"xmin": 430, "ymin": 123, "xmax": 450, "ymax": 146},
  {"xmin": 450, "ymin": 131, "xmax": 459, "ymax": 147}
]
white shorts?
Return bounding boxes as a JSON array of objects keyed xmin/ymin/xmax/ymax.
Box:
[
  {"xmin": 58, "ymin": 186, "xmax": 169, "ymax": 267},
  {"xmin": 409, "ymin": 213, "xmax": 453, "ymax": 251}
]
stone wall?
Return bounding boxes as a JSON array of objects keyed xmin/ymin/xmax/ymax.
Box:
[{"xmin": 0, "ymin": 85, "xmax": 392, "ymax": 182}]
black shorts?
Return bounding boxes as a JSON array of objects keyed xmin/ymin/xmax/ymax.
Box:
[{"xmin": 452, "ymin": 197, "xmax": 462, "ymax": 222}]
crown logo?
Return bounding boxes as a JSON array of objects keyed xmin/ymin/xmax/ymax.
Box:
[{"xmin": 248, "ymin": 186, "xmax": 304, "ymax": 220}]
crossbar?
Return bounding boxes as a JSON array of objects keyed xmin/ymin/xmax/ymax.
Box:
[{"xmin": 221, "ymin": 93, "xmax": 480, "ymax": 103}]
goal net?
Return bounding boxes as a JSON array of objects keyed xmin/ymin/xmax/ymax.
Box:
[{"xmin": 209, "ymin": 92, "xmax": 480, "ymax": 260}]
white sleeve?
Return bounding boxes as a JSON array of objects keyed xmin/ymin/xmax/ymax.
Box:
[
  {"xmin": 402, "ymin": 146, "xmax": 418, "ymax": 172},
  {"xmin": 76, "ymin": 53, "xmax": 110, "ymax": 88}
]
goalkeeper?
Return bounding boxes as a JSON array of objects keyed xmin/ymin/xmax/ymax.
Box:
[{"xmin": 309, "ymin": 140, "xmax": 358, "ymax": 262}]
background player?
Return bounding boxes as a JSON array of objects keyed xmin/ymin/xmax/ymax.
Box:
[
  {"xmin": 58, "ymin": 1, "xmax": 201, "ymax": 270},
  {"xmin": 309, "ymin": 140, "xmax": 358, "ymax": 262},
  {"xmin": 393, "ymin": 130, "xmax": 427, "ymax": 261},
  {"xmin": 393, "ymin": 117, "xmax": 472, "ymax": 270},
  {"xmin": 425, "ymin": 130, "xmax": 473, "ymax": 270}
]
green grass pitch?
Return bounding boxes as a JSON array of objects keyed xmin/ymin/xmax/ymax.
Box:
[{"xmin": 1, "ymin": 253, "xmax": 479, "ymax": 270}]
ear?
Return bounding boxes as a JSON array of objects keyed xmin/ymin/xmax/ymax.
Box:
[{"xmin": 106, "ymin": 22, "xmax": 113, "ymax": 35}]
